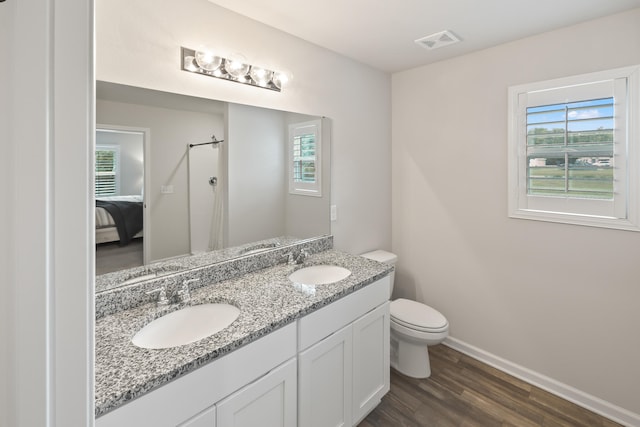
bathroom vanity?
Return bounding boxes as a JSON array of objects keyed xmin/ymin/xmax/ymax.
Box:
[{"xmin": 95, "ymin": 238, "xmax": 392, "ymax": 427}]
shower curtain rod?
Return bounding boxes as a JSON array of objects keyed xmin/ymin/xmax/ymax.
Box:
[{"xmin": 188, "ymin": 136, "xmax": 224, "ymax": 148}]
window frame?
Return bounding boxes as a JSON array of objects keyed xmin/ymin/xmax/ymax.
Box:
[
  {"xmin": 508, "ymin": 65, "xmax": 640, "ymax": 231},
  {"xmin": 288, "ymin": 119, "xmax": 322, "ymax": 197}
]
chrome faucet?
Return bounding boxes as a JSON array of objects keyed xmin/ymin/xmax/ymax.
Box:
[
  {"xmin": 146, "ymin": 286, "xmax": 169, "ymax": 307},
  {"xmin": 177, "ymin": 278, "xmax": 199, "ymax": 304},
  {"xmin": 283, "ymin": 252, "xmax": 296, "ymax": 265},
  {"xmin": 284, "ymin": 249, "xmax": 310, "ymax": 265},
  {"xmin": 146, "ymin": 278, "xmax": 199, "ymax": 308},
  {"xmin": 295, "ymin": 249, "xmax": 310, "ymax": 264}
]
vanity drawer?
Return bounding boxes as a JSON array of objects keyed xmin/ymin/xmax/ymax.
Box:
[{"xmin": 297, "ymin": 276, "xmax": 390, "ymax": 351}]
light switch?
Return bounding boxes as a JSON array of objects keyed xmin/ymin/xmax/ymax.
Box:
[
  {"xmin": 160, "ymin": 185, "xmax": 174, "ymax": 194},
  {"xmin": 330, "ymin": 205, "xmax": 337, "ymax": 221}
]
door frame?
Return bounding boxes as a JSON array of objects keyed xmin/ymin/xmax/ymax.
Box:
[{"xmin": 96, "ymin": 124, "xmax": 152, "ymax": 265}]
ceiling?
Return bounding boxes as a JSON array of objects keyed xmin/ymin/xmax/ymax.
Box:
[{"xmin": 207, "ymin": 0, "xmax": 640, "ymax": 73}]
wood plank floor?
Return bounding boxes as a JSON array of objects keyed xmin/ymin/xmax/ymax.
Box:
[
  {"xmin": 360, "ymin": 344, "xmax": 622, "ymax": 427},
  {"xmin": 95, "ymin": 238, "xmax": 143, "ymax": 275}
]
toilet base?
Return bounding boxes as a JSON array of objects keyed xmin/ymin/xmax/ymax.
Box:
[{"xmin": 390, "ymin": 335, "xmax": 432, "ymax": 379}]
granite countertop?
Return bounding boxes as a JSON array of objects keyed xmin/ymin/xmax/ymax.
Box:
[
  {"xmin": 95, "ymin": 236, "xmax": 303, "ymax": 293},
  {"xmin": 95, "ymin": 249, "xmax": 393, "ymax": 417}
]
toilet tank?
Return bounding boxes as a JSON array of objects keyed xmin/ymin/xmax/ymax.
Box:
[{"xmin": 361, "ymin": 250, "xmax": 397, "ymax": 297}]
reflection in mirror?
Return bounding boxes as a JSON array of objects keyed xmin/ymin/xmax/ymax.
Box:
[
  {"xmin": 188, "ymin": 136, "xmax": 224, "ymax": 253},
  {"xmin": 95, "ymin": 81, "xmax": 331, "ymax": 289},
  {"xmin": 95, "ymin": 236, "xmax": 310, "ymax": 293},
  {"xmin": 95, "ymin": 125, "xmax": 148, "ymax": 270}
]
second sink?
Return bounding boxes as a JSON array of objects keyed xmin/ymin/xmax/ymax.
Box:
[
  {"xmin": 132, "ymin": 303, "xmax": 240, "ymax": 349},
  {"xmin": 288, "ymin": 265, "xmax": 351, "ymax": 285}
]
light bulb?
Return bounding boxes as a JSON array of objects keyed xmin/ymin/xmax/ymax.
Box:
[
  {"xmin": 225, "ymin": 54, "xmax": 250, "ymax": 79},
  {"xmin": 249, "ymin": 66, "xmax": 274, "ymax": 87},
  {"xmin": 195, "ymin": 50, "xmax": 223, "ymax": 72},
  {"xmin": 272, "ymin": 71, "xmax": 291, "ymax": 90}
]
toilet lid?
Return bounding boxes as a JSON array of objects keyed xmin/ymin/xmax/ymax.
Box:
[{"xmin": 390, "ymin": 298, "xmax": 448, "ymax": 332}]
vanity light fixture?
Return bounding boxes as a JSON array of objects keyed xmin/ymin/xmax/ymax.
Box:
[{"xmin": 181, "ymin": 47, "xmax": 289, "ymax": 92}]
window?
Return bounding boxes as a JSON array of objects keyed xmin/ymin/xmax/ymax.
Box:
[
  {"xmin": 289, "ymin": 119, "xmax": 322, "ymax": 197},
  {"xmin": 508, "ymin": 66, "xmax": 640, "ymax": 231},
  {"xmin": 95, "ymin": 145, "xmax": 120, "ymax": 197}
]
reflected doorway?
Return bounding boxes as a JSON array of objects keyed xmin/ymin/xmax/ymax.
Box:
[{"xmin": 95, "ymin": 125, "xmax": 150, "ymax": 274}]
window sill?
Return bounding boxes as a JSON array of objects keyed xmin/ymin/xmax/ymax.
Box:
[{"xmin": 508, "ymin": 208, "xmax": 640, "ymax": 232}]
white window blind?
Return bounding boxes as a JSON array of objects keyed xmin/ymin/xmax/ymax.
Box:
[
  {"xmin": 95, "ymin": 145, "xmax": 120, "ymax": 197},
  {"xmin": 508, "ymin": 65, "xmax": 640, "ymax": 231},
  {"xmin": 293, "ymin": 133, "xmax": 316, "ymax": 184},
  {"xmin": 289, "ymin": 120, "xmax": 322, "ymax": 197},
  {"xmin": 526, "ymin": 97, "xmax": 614, "ymax": 200}
]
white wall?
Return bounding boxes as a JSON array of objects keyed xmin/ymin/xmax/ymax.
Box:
[
  {"xmin": 96, "ymin": 0, "xmax": 392, "ymax": 254},
  {"xmin": 97, "ymin": 98, "xmax": 223, "ymax": 262},
  {"xmin": 2, "ymin": 0, "xmax": 94, "ymax": 425},
  {"xmin": 392, "ymin": 9, "xmax": 640, "ymax": 422}
]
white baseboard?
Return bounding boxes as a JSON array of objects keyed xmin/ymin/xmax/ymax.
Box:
[{"xmin": 443, "ymin": 337, "xmax": 640, "ymax": 427}]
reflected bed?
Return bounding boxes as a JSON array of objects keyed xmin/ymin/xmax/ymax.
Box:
[{"xmin": 96, "ymin": 195, "xmax": 143, "ymax": 245}]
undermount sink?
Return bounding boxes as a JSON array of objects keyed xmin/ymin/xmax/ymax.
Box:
[
  {"xmin": 288, "ymin": 265, "xmax": 351, "ymax": 285},
  {"xmin": 132, "ymin": 303, "xmax": 240, "ymax": 349}
]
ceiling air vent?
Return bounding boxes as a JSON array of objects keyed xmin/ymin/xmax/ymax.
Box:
[{"xmin": 415, "ymin": 30, "xmax": 461, "ymax": 50}]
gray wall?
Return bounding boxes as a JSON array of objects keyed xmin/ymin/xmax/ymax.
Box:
[
  {"xmin": 0, "ymin": 2, "xmax": 13, "ymax": 425},
  {"xmin": 392, "ymin": 8, "xmax": 640, "ymax": 417},
  {"xmin": 284, "ymin": 113, "xmax": 332, "ymax": 240},
  {"xmin": 188, "ymin": 139, "xmax": 221, "ymax": 254},
  {"xmin": 226, "ymin": 103, "xmax": 287, "ymax": 246}
]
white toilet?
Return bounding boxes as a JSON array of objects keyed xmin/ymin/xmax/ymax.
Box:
[{"xmin": 361, "ymin": 250, "xmax": 449, "ymax": 379}]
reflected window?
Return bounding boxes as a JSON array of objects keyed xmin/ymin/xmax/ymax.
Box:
[
  {"xmin": 95, "ymin": 145, "xmax": 120, "ymax": 196},
  {"xmin": 289, "ymin": 119, "xmax": 322, "ymax": 197}
]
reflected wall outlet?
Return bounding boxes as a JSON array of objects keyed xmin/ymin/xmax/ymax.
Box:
[
  {"xmin": 160, "ymin": 185, "xmax": 174, "ymax": 194},
  {"xmin": 330, "ymin": 205, "xmax": 337, "ymax": 221}
]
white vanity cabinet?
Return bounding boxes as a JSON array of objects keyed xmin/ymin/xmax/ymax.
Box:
[
  {"xmin": 96, "ymin": 323, "xmax": 297, "ymax": 427},
  {"xmin": 177, "ymin": 358, "xmax": 297, "ymax": 427},
  {"xmin": 96, "ymin": 275, "xmax": 391, "ymax": 427},
  {"xmin": 351, "ymin": 302, "xmax": 390, "ymax": 424},
  {"xmin": 178, "ymin": 406, "xmax": 216, "ymax": 427},
  {"xmin": 297, "ymin": 276, "xmax": 390, "ymax": 427},
  {"xmin": 216, "ymin": 358, "xmax": 297, "ymax": 427},
  {"xmin": 298, "ymin": 324, "xmax": 353, "ymax": 427}
]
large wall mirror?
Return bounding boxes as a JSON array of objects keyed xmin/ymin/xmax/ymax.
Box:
[{"xmin": 95, "ymin": 81, "xmax": 331, "ymax": 288}]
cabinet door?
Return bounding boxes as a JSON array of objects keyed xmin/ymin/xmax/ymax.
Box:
[
  {"xmin": 298, "ymin": 324, "xmax": 353, "ymax": 427},
  {"xmin": 351, "ymin": 302, "xmax": 390, "ymax": 425},
  {"xmin": 216, "ymin": 358, "xmax": 296, "ymax": 427},
  {"xmin": 178, "ymin": 406, "xmax": 215, "ymax": 427}
]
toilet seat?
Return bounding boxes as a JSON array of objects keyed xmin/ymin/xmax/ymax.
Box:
[{"xmin": 390, "ymin": 298, "xmax": 448, "ymax": 333}]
